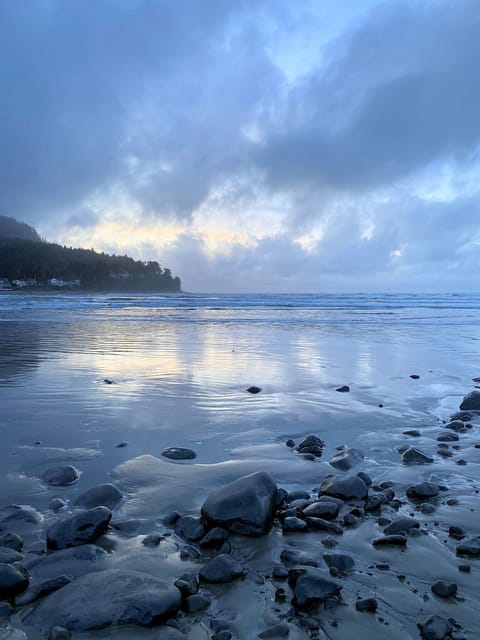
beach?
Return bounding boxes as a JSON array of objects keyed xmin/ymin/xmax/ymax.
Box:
[{"xmin": 0, "ymin": 292, "xmax": 479, "ymax": 640}]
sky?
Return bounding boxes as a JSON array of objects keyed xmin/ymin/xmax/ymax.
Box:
[{"xmin": 1, "ymin": 0, "xmax": 480, "ymax": 293}]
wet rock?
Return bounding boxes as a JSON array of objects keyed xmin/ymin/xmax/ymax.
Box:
[
  {"xmin": 0, "ymin": 629, "xmax": 27, "ymax": 639},
  {"xmin": 383, "ymin": 517, "xmax": 419, "ymax": 535},
  {"xmin": 357, "ymin": 471, "xmax": 372, "ymax": 486},
  {"xmin": 272, "ymin": 565, "xmax": 289, "ymax": 580},
  {"xmin": 201, "ymin": 471, "xmax": 278, "ymax": 536},
  {"xmin": 323, "ymin": 554, "xmax": 354, "ymax": 576},
  {"xmin": 458, "ymin": 564, "xmax": 470, "ymax": 573},
  {"xmin": 15, "ymin": 574, "xmax": 72, "ymax": 605},
  {"xmin": 0, "ymin": 506, "xmax": 42, "ymax": 528},
  {"xmin": 403, "ymin": 430, "xmax": 421, "ymax": 437},
  {"xmin": 437, "ymin": 432, "xmax": 459, "ymax": 442},
  {"xmin": 0, "ymin": 563, "xmax": 29, "ymax": 599},
  {"xmin": 431, "ymin": 580, "xmax": 457, "ymax": 598},
  {"xmin": 0, "ymin": 547, "xmax": 22, "ymax": 564},
  {"xmin": 282, "ymin": 517, "xmax": 308, "ymax": 533},
  {"xmin": 49, "ymin": 627, "xmax": 71, "ymax": 640},
  {"xmin": 372, "ymin": 535, "xmax": 407, "ymax": 547},
  {"xmin": 407, "ymin": 482, "xmax": 440, "ymax": 501},
  {"xmin": 174, "ymin": 573, "xmax": 198, "ymax": 597},
  {"xmin": 50, "ymin": 499, "xmax": 66, "ymax": 512},
  {"xmin": 329, "ymin": 448, "xmax": 364, "ymax": 471},
  {"xmin": 343, "ymin": 513, "xmax": 360, "ymax": 527},
  {"xmin": 445, "ymin": 420, "xmax": 469, "ymax": 432},
  {"xmin": 459, "ymin": 390, "xmax": 480, "ymax": 411},
  {"xmin": 418, "ymin": 614, "xmax": 453, "ymax": 640},
  {"xmin": 456, "ymin": 537, "xmax": 480, "ymax": 557},
  {"xmin": 401, "ymin": 447, "xmax": 433, "ymax": 465},
  {"xmin": 163, "ymin": 511, "xmax": 181, "ymax": 526},
  {"xmin": 46, "ymin": 507, "xmax": 112, "ymax": 550},
  {"xmin": 448, "ymin": 526, "xmax": 465, "ymax": 540},
  {"xmin": 319, "ymin": 475, "xmax": 368, "ymax": 501},
  {"xmin": 0, "ymin": 601, "xmax": 13, "ymax": 620},
  {"xmin": 355, "ymin": 597, "xmax": 377, "ymax": 613},
  {"xmin": 286, "ymin": 490, "xmax": 310, "ymax": 502},
  {"xmin": 161, "ymin": 448, "xmax": 197, "ymax": 461},
  {"xmin": 246, "ymin": 386, "xmax": 262, "ymax": 394},
  {"xmin": 410, "ymin": 374, "xmax": 420, "ymax": 379},
  {"xmin": 25, "ymin": 569, "xmax": 181, "ymax": 630},
  {"xmin": 258, "ymin": 623, "xmax": 290, "ymax": 638},
  {"xmin": 74, "ymin": 483, "xmax": 123, "ymax": 510},
  {"xmin": 199, "ymin": 527, "xmax": 229, "ymax": 548},
  {"xmin": 199, "ymin": 554, "xmax": 243, "ymax": 584},
  {"xmin": 296, "ymin": 435, "xmax": 325, "ymax": 458},
  {"xmin": 27, "ymin": 544, "xmax": 108, "ymax": 579},
  {"xmin": 116, "ymin": 441, "xmax": 128, "ymax": 448},
  {"xmin": 437, "ymin": 448, "xmax": 453, "ymax": 458},
  {"xmin": 336, "ymin": 385, "xmax": 350, "ymax": 392},
  {"xmin": 305, "ymin": 518, "xmax": 343, "ymax": 535},
  {"xmin": 302, "ymin": 501, "xmax": 339, "ymax": 520},
  {"xmin": 280, "ymin": 550, "xmax": 318, "ymax": 567},
  {"xmin": 175, "ymin": 516, "xmax": 206, "ymax": 542},
  {"xmin": 0, "ymin": 534, "xmax": 22, "ymax": 553},
  {"xmin": 364, "ymin": 494, "xmax": 384, "ymax": 512},
  {"xmin": 185, "ymin": 593, "xmax": 211, "ymax": 613},
  {"xmin": 212, "ymin": 632, "xmax": 232, "ymax": 640},
  {"xmin": 41, "ymin": 466, "xmax": 80, "ymax": 487},
  {"xmin": 290, "ymin": 570, "xmax": 342, "ymax": 609}
]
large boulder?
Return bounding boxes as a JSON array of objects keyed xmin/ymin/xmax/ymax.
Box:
[
  {"xmin": 46, "ymin": 507, "xmax": 111, "ymax": 550},
  {"xmin": 74, "ymin": 484, "xmax": 123, "ymax": 510},
  {"xmin": 201, "ymin": 471, "xmax": 278, "ymax": 536},
  {"xmin": 318, "ymin": 475, "xmax": 368, "ymax": 501},
  {"xmin": 24, "ymin": 569, "xmax": 181, "ymax": 631},
  {"xmin": 459, "ymin": 390, "xmax": 480, "ymax": 411}
]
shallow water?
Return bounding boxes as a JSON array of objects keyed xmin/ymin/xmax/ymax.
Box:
[{"xmin": 0, "ymin": 292, "xmax": 479, "ymax": 639}]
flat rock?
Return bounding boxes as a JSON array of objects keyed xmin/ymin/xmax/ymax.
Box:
[
  {"xmin": 161, "ymin": 448, "xmax": 197, "ymax": 460},
  {"xmin": 403, "ymin": 430, "xmax": 421, "ymax": 437},
  {"xmin": 401, "ymin": 447, "xmax": 433, "ymax": 465},
  {"xmin": 199, "ymin": 554, "xmax": 243, "ymax": 583},
  {"xmin": 372, "ymin": 535, "xmax": 407, "ymax": 547},
  {"xmin": 418, "ymin": 614, "xmax": 453, "ymax": 640},
  {"xmin": 0, "ymin": 563, "xmax": 29, "ymax": 599},
  {"xmin": 305, "ymin": 517, "xmax": 343, "ymax": 535},
  {"xmin": 201, "ymin": 471, "xmax": 278, "ymax": 536},
  {"xmin": 329, "ymin": 448, "xmax": 364, "ymax": 471},
  {"xmin": 318, "ymin": 475, "xmax": 368, "ymax": 501},
  {"xmin": 383, "ymin": 517, "xmax": 419, "ymax": 535},
  {"xmin": 431, "ymin": 580, "xmax": 457, "ymax": 598},
  {"xmin": 302, "ymin": 501, "xmax": 339, "ymax": 520},
  {"xmin": 406, "ymin": 482, "xmax": 439, "ymax": 499},
  {"xmin": 437, "ymin": 432, "xmax": 459, "ymax": 442},
  {"xmin": 291, "ymin": 570, "xmax": 342, "ymax": 609},
  {"xmin": 456, "ymin": 536, "xmax": 480, "ymax": 557},
  {"xmin": 74, "ymin": 484, "xmax": 123, "ymax": 510},
  {"xmin": 27, "ymin": 544, "xmax": 108, "ymax": 579},
  {"xmin": 336, "ymin": 385, "xmax": 350, "ymax": 393},
  {"xmin": 459, "ymin": 389, "xmax": 480, "ymax": 410},
  {"xmin": 46, "ymin": 507, "xmax": 112, "ymax": 550},
  {"xmin": 24, "ymin": 569, "xmax": 181, "ymax": 630},
  {"xmin": 15, "ymin": 574, "xmax": 72, "ymax": 606},
  {"xmin": 41, "ymin": 466, "xmax": 80, "ymax": 487}
]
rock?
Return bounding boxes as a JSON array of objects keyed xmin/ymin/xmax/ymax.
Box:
[
  {"xmin": 103, "ymin": 378, "xmax": 114, "ymax": 384},
  {"xmin": 15, "ymin": 574, "xmax": 72, "ymax": 606},
  {"xmin": 410, "ymin": 374, "xmax": 420, "ymax": 379},
  {"xmin": 246, "ymin": 386, "xmax": 262, "ymax": 394},
  {"xmin": 431, "ymin": 580, "xmax": 457, "ymax": 598},
  {"xmin": 212, "ymin": 632, "xmax": 232, "ymax": 640},
  {"xmin": 46, "ymin": 507, "xmax": 112, "ymax": 550},
  {"xmin": 290, "ymin": 570, "xmax": 342, "ymax": 609},
  {"xmin": 343, "ymin": 514, "xmax": 359, "ymax": 527},
  {"xmin": 258, "ymin": 623, "xmax": 290, "ymax": 638},
  {"xmin": 199, "ymin": 554, "xmax": 243, "ymax": 584},
  {"xmin": 282, "ymin": 517, "xmax": 308, "ymax": 533},
  {"xmin": 0, "ymin": 629, "xmax": 27, "ymax": 639},
  {"xmin": 286, "ymin": 490, "xmax": 310, "ymax": 502},
  {"xmin": 336, "ymin": 385, "xmax": 350, "ymax": 392},
  {"xmin": 296, "ymin": 435, "xmax": 325, "ymax": 458},
  {"xmin": 185, "ymin": 593, "xmax": 211, "ymax": 613},
  {"xmin": 0, "ymin": 506, "xmax": 42, "ymax": 528},
  {"xmin": 285, "ymin": 439, "xmax": 295, "ymax": 448},
  {"xmin": 403, "ymin": 430, "xmax": 421, "ymax": 437},
  {"xmin": 355, "ymin": 597, "xmax": 377, "ymax": 613},
  {"xmin": 272, "ymin": 565, "xmax": 289, "ymax": 580},
  {"xmin": 199, "ymin": 527, "xmax": 229, "ymax": 548},
  {"xmin": 302, "ymin": 501, "xmax": 339, "ymax": 520},
  {"xmin": 0, "ymin": 547, "xmax": 22, "ymax": 564},
  {"xmin": 418, "ymin": 614, "xmax": 453, "ymax": 640},
  {"xmin": 41, "ymin": 466, "xmax": 80, "ymax": 487},
  {"xmin": 459, "ymin": 390, "xmax": 480, "ymax": 411},
  {"xmin": 383, "ymin": 517, "xmax": 419, "ymax": 535},
  {"xmin": 163, "ymin": 511, "xmax": 181, "ymax": 526},
  {"xmin": 319, "ymin": 475, "xmax": 368, "ymax": 501},
  {"xmin": 142, "ymin": 534, "xmax": 162, "ymax": 547},
  {"xmin": 74, "ymin": 484, "xmax": 123, "ymax": 510},
  {"xmin": 305, "ymin": 518, "xmax": 343, "ymax": 535},
  {"xmin": 116, "ymin": 441, "xmax": 128, "ymax": 448},
  {"xmin": 174, "ymin": 573, "xmax": 198, "ymax": 597},
  {"xmin": 0, "ymin": 534, "xmax": 22, "ymax": 553},
  {"xmin": 445, "ymin": 420, "xmax": 469, "ymax": 432},
  {"xmin": 372, "ymin": 535, "xmax": 407, "ymax": 547},
  {"xmin": 50, "ymin": 499, "xmax": 66, "ymax": 512},
  {"xmin": 174, "ymin": 516, "xmax": 206, "ymax": 542},
  {"xmin": 357, "ymin": 471, "xmax": 372, "ymax": 486},
  {"xmin": 420, "ymin": 503, "xmax": 436, "ymax": 514},
  {"xmin": 27, "ymin": 544, "xmax": 108, "ymax": 579},
  {"xmin": 161, "ymin": 448, "xmax": 197, "ymax": 461},
  {"xmin": 437, "ymin": 432, "xmax": 459, "ymax": 442},
  {"xmin": 201, "ymin": 471, "xmax": 278, "ymax": 536},
  {"xmin": 323, "ymin": 554, "xmax": 354, "ymax": 576},
  {"xmin": 458, "ymin": 564, "xmax": 470, "ymax": 572},
  {"xmin": 49, "ymin": 627, "xmax": 71, "ymax": 640},
  {"xmin": 0, "ymin": 563, "xmax": 29, "ymax": 599},
  {"xmin": 25, "ymin": 569, "xmax": 181, "ymax": 630},
  {"xmin": 456, "ymin": 536, "xmax": 480, "ymax": 557},
  {"xmin": 401, "ymin": 447, "xmax": 433, "ymax": 465},
  {"xmin": 448, "ymin": 526, "xmax": 465, "ymax": 540},
  {"xmin": 0, "ymin": 601, "xmax": 13, "ymax": 620},
  {"xmin": 329, "ymin": 448, "xmax": 364, "ymax": 471},
  {"xmin": 406, "ymin": 482, "xmax": 439, "ymax": 500}
]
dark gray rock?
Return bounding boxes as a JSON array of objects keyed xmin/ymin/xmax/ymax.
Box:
[
  {"xmin": 302, "ymin": 501, "xmax": 339, "ymax": 520},
  {"xmin": 74, "ymin": 483, "xmax": 123, "ymax": 510},
  {"xmin": 0, "ymin": 534, "xmax": 23, "ymax": 553},
  {"xmin": 0, "ymin": 506, "xmax": 42, "ymax": 528},
  {"xmin": 27, "ymin": 544, "xmax": 108, "ymax": 579},
  {"xmin": 323, "ymin": 554, "xmax": 354, "ymax": 576},
  {"xmin": 185, "ymin": 593, "xmax": 211, "ymax": 613},
  {"xmin": 0, "ymin": 601, "xmax": 13, "ymax": 620},
  {"xmin": 305, "ymin": 518, "xmax": 343, "ymax": 535},
  {"xmin": 142, "ymin": 534, "xmax": 163, "ymax": 547},
  {"xmin": 199, "ymin": 527, "xmax": 229, "ymax": 548},
  {"xmin": 456, "ymin": 536, "xmax": 480, "ymax": 557},
  {"xmin": 161, "ymin": 448, "xmax": 197, "ymax": 460},
  {"xmin": 355, "ymin": 597, "xmax": 377, "ymax": 613},
  {"xmin": 319, "ymin": 475, "xmax": 368, "ymax": 501},
  {"xmin": 420, "ymin": 503, "xmax": 436, "ymax": 514},
  {"xmin": 175, "ymin": 516, "xmax": 206, "ymax": 542},
  {"xmin": 383, "ymin": 517, "xmax": 419, "ymax": 535},
  {"xmin": 418, "ymin": 614, "xmax": 453, "ymax": 640},
  {"xmin": 401, "ymin": 447, "xmax": 433, "ymax": 465},
  {"xmin": 406, "ymin": 482, "xmax": 439, "ymax": 499},
  {"xmin": 445, "ymin": 420, "xmax": 469, "ymax": 432},
  {"xmin": 24, "ymin": 569, "xmax": 181, "ymax": 630},
  {"xmin": 0, "ymin": 563, "xmax": 29, "ymax": 599},
  {"xmin": 174, "ymin": 572, "xmax": 198, "ymax": 597},
  {"xmin": 437, "ymin": 432, "xmax": 459, "ymax": 442},
  {"xmin": 448, "ymin": 526, "xmax": 465, "ymax": 540},
  {"xmin": 199, "ymin": 554, "xmax": 243, "ymax": 584},
  {"xmin": 272, "ymin": 565, "xmax": 289, "ymax": 580},
  {"xmin": 431, "ymin": 580, "xmax": 457, "ymax": 598},
  {"xmin": 290, "ymin": 570, "xmax": 342, "ymax": 609},
  {"xmin": 459, "ymin": 390, "xmax": 480, "ymax": 410},
  {"xmin": 116, "ymin": 441, "xmax": 128, "ymax": 448},
  {"xmin": 410, "ymin": 374, "xmax": 420, "ymax": 379},
  {"xmin": 246, "ymin": 386, "xmax": 262, "ymax": 394},
  {"xmin": 286, "ymin": 490, "xmax": 310, "ymax": 502},
  {"xmin": 282, "ymin": 517, "xmax": 307, "ymax": 533},
  {"xmin": 258, "ymin": 622, "xmax": 290, "ymax": 638},
  {"xmin": 163, "ymin": 511, "xmax": 181, "ymax": 526},
  {"xmin": 336, "ymin": 385, "xmax": 350, "ymax": 393},
  {"xmin": 50, "ymin": 499, "xmax": 67, "ymax": 512},
  {"xmin": 201, "ymin": 471, "xmax": 278, "ymax": 536},
  {"xmin": 49, "ymin": 627, "xmax": 71, "ymax": 640},
  {"xmin": 41, "ymin": 466, "xmax": 80, "ymax": 487},
  {"xmin": 296, "ymin": 435, "xmax": 325, "ymax": 458},
  {"xmin": 46, "ymin": 507, "xmax": 112, "ymax": 550},
  {"xmin": 372, "ymin": 535, "xmax": 407, "ymax": 547},
  {"xmin": 329, "ymin": 448, "xmax": 364, "ymax": 471},
  {"xmin": 212, "ymin": 632, "xmax": 232, "ymax": 640},
  {"xmin": 15, "ymin": 574, "xmax": 72, "ymax": 606},
  {"xmin": 285, "ymin": 439, "xmax": 295, "ymax": 448},
  {"xmin": 356, "ymin": 471, "xmax": 372, "ymax": 486},
  {"xmin": 0, "ymin": 547, "xmax": 22, "ymax": 564},
  {"xmin": 403, "ymin": 430, "xmax": 421, "ymax": 437}
]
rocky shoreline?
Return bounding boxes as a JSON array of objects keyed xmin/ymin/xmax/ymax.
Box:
[{"xmin": 1, "ymin": 391, "xmax": 479, "ymax": 640}]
